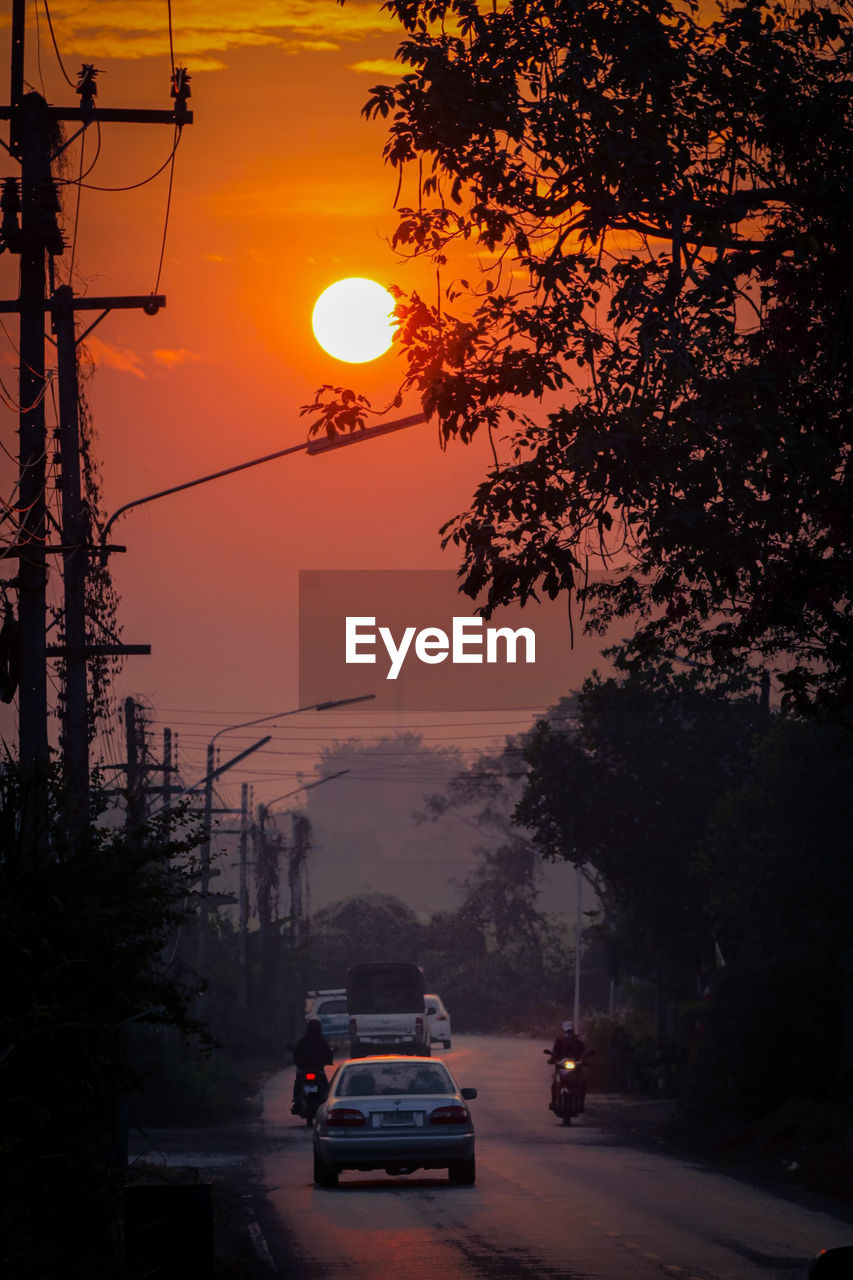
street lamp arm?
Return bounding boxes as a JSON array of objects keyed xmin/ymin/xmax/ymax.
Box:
[
  {"xmin": 149, "ymin": 734, "xmax": 273, "ymax": 815},
  {"xmin": 266, "ymin": 768, "xmax": 351, "ymax": 809},
  {"xmin": 208, "ymin": 694, "xmax": 375, "ymax": 748},
  {"xmin": 99, "ymin": 439, "xmax": 311, "ymax": 554},
  {"xmin": 99, "ymin": 413, "xmax": 428, "ymax": 558},
  {"xmin": 305, "ymin": 412, "xmax": 426, "ymax": 454}
]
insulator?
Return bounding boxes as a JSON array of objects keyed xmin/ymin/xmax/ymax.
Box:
[
  {"xmin": 1, "ymin": 177, "xmax": 21, "ymax": 214},
  {"xmin": 76, "ymin": 64, "xmax": 99, "ymax": 98},
  {"xmin": 171, "ymin": 66, "xmax": 191, "ymax": 101},
  {"xmin": 38, "ymin": 182, "xmax": 62, "ymax": 214}
]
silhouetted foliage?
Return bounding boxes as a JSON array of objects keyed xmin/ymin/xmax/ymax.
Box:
[
  {"xmin": 694, "ymin": 718, "xmax": 853, "ymax": 1110},
  {"xmin": 517, "ymin": 672, "xmax": 767, "ymax": 996},
  {"xmin": 309, "ymin": 892, "xmax": 426, "ymax": 984},
  {"xmin": 326, "ymin": 0, "xmax": 853, "ymax": 715},
  {"xmin": 0, "ymin": 765, "xmax": 202, "ymax": 1278}
]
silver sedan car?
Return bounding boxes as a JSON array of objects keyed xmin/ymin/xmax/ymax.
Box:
[{"xmin": 313, "ymin": 1056, "xmax": 477, "ymax": 1188}]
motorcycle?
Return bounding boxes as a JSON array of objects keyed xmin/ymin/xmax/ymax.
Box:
[
  {"xmin": 544, "ymin": 1048, "xmax": 588, "ymax": 1125},
  {"xmin": 293, "ymin": 1069, "xmax": 326, "ymax": 1125}
]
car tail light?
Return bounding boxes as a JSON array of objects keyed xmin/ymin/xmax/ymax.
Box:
[
  {"xmin": 349, "ymin": 1017, "xmax": 357, "ymax": 1039},
  {"xmin": 415, "ymin": 1015, "xmax": 424, "ymax": 1040},
  {"xmin": 327, "ymin": 1108, "xmax": 366, "ymax": 1127},
  {"xmin": 305, "ymin": 1073, "xmax": 316, "ymax": 1081},
  {"xmin": 429, "ymin": 1105, "xmax": 468, "ymax": 1125}
]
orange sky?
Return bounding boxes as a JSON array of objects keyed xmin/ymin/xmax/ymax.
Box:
[{"xmin": 0, "ymin": 2, "xmax": 616, "ymax": 814}]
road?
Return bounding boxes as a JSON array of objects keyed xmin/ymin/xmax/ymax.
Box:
[{"xmin": 247, "ymin": 1035, "xmax": 853, "ymax": 1279}]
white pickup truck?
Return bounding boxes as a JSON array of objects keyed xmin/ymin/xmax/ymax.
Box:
[{"xmin": 346, "ymin": 962, "xmax": 431, "ymax": 1058}]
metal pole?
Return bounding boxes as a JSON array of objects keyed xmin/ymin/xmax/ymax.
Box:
[
  {"xmin": 16, "ymin": 90, "xmax": 51, "ymax": 852},
  {"xmin": 573, "ymin": 862, "xmax": 583, "ymax": 1027},
  {"xmin": 54, "ymin": 285, "xmax": 89, "ymax": 849},
  {"xmin": 197, "ymin": 741, "xmax": 215, "ymax": 975},
  {"xmin": 238, "ymin": 782, "xmax": 249, "ymax": 1009}
]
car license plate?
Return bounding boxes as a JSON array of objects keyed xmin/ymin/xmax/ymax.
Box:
[
  {"xmin": 381, "ymin": 1111, "xmax": 414, "ymax": 1126},
  {"xmin": 303, "ymin": 1086, "xmax": 318, "ymax": 1094}
]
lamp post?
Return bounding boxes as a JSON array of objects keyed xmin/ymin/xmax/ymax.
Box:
[{"xmin": 195, "ymin": 696, "xmax": 373, "ymax": 974}]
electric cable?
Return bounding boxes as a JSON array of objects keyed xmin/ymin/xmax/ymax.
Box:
[
  {"xmin": 42, "ymin": 0, "xmax": 76, "ymax": 89},
  {"xmin": 67, "ymin": 129, "xmax": 183, "ymax": 192},
  {"xmin": 153, "ymin": 126, "xmax": 178, "ymax": 293},
  {"xmin": 68, "ymin": 127, "xmax": 85, "ymax": 284},
  {"xmin": 33, "ymin": 0, "xmax": 47, "ymax": 96},
  {"xmin": 166, "ymin": 0, "xmax": 176, "ymax": 77}
]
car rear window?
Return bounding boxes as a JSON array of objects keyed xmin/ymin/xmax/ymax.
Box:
[
  {"xmin": 348, "ymin": 963, "xmax": 423, "ymax": 1014},
  {"xmin": 317, "ymin": 999, "xmax": 347, "ymax": 1015},
  {"xmin": 337, "ymin": 1063, "xmax": 454, "ymax": 1097}
]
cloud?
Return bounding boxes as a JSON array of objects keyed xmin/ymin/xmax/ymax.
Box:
[
  {"xmin": 83, "ymin": 336, "xmax": 145, "ymax": 378},
  {"xmin": 152, "ymin": 348, "xmax": 205, "ymax": 369},
  {"xmin": 213, "ymin": 176, "xmax": 388, "ymax": 220},
  {"xmin": 349, "ymin": 58, "xmax": 401, "ymax": 76},
  {"xmin": 35, "ymin": 2, "xmax": 398, "ymax": 65}
]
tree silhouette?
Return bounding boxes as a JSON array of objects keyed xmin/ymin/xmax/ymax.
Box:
[{"xmin": 326, "ymin": 0, "xmax": 853, "ymax": 714}]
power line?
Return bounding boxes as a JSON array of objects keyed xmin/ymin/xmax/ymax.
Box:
[
  {"xmin": 64, "ymin": 129, "xmax": 184, "ymax": 192},
  {"xmin": 41, "ymin": 0, "xmax": 76, "ymax": 89},
  {"xmin": 153, "ymin": 125, "xmax": 178, "ymax": 292}
]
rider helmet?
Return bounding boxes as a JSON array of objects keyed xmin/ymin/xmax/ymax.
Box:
[{"xmin": 562, "ymin": 1020, "xmax": 574, "ymax": 1032}]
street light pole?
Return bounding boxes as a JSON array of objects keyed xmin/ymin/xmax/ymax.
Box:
[{"xmin": 195, "ymin": 696, "xmax": 373, "ymax": 975}]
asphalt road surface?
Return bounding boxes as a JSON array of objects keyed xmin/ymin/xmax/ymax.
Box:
[{"xmin": 249, "ymin": 1035, "xmax": 853, "ymax": 1279}]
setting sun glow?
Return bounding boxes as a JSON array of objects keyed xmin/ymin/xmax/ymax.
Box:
[{"xmin": 312, "ymin": 278, "xmax": 397, "ymax": 363}]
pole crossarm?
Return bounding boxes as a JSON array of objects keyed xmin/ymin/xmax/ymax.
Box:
[
  {"xmin": 46, "ymin": 643, "xmax": 150, "ymax": 657},
  {"xmin": 0, "ymin": 543, "xmax": 125, "ymax": 557},
  {"xmin": 0, "ymin": 106, "xmax": 191, "ymax": 127},
  {"xmin": 0, "ymin": 294, "xmax": 165, "ymax": 313}
]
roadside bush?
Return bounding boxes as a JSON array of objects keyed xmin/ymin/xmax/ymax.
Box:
[{"xmin": 0, "ymin": 774, "xmax": 201, "ymax": 1279}]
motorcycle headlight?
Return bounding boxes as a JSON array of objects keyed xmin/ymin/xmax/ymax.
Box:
[{"xmin": 562, "ymin": 1059, "xmax": 576, "ymax": 1070}]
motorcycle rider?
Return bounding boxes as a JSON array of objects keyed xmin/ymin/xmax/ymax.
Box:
[
  {"xmin": 548, "ymin": 1020, "xmax": 587, "ymax": 1113},
  {"xmin": 291, "ymin": 1018, "xmax": 334, "ymax": 1114}
]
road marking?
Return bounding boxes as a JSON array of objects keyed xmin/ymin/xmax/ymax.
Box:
[
  {"xmin": 664, "ymin": 1266, "xmax": 683, "ymax": 1274},
  {"xmin": 642, "ymin": 1252, "xmax": 662, "ymax": 1262},
  {"xmin": 248, "ymin": 1216, "xmax": 278, "ymax": 1273}
]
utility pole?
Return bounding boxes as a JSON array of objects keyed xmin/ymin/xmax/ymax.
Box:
[
  {"xmin": 198, "ymin": 741, "xmax": 215, "ymax": 974},
  {"xmin": 238, "ymin": 782, "xmax": 250, "ymax": 1009},
  {"xmin": 124, "ymin": 695, "xmax": 147, "ymax": 834},
  {"xmin": 54, "ymin": 284, "xmax": 88, "ymax": 847},
  {"xmin": 0, "ymin": 1, "xmax": 192, "ymax": 853},
  {"xmin": 194, "ymin": 736, "xmax": 271, "ymax": 975},
  {"xmin": 161, "ymin": 726, "xmax": 174, "ymax": 837},
  {"xmin": 573, "ymin": 862, "xmax": 583, "ymax": 1028},
  {"xmin": 288, "ymin": 813, "xmax": 311, "ymax": 947}
]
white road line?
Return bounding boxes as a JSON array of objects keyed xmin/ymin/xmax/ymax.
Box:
[{"xmin": 248, "ymin": 1215, "xmax": 278, "ymax": 1272}]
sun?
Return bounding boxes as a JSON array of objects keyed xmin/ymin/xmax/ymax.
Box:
[{"xmin": 312, "ymin": 278, "xmax": 396, "ymax": 363}]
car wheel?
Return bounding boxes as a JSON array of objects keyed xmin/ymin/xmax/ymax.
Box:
[
  {"xmin": 448, "ymin": 1157, "xmax": 475, "ymax": 1186},
  {"xmin": 313, "ymin": 1147, "xmax": 339, "ymax": 1188},
  {"xmin": 443, "ymin": 1039, "xmax": 451, "ymax": 1049}
]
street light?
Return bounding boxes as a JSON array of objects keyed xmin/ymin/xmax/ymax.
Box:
[
  {"xmin": 195, "ymin": 695, "xmax": 374, "ymax": 972},
  {"xmin": 99, "ymin": 413, "xmax": 427, "ymax": 559}
]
